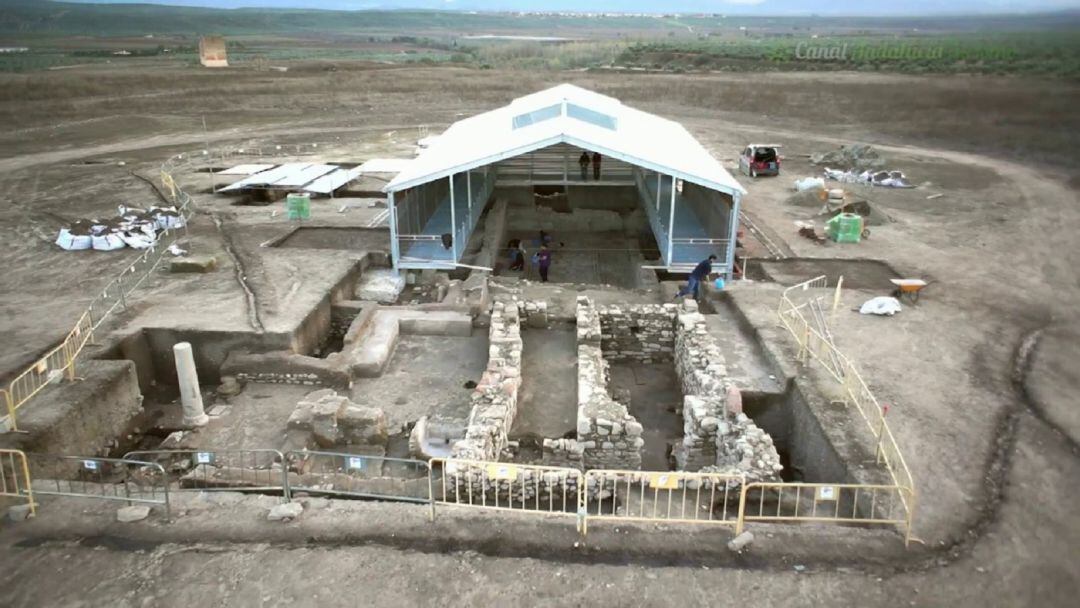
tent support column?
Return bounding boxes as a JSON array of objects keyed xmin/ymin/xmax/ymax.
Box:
[
  {"xmin": 449, "ymin": 174, "xmax": 457, "ymax": 262},
  {"xmin": 388, "ymin": 190, "xmax": 400, "ymax": 273},
  {"xmin": 466, "ymin": 169, "xmax": 473, "ymax": 231},
  {"xmin": 656, "ymin": 172, "xmax": 661, "ymax": 211},
  {"xmin": 726, "ymin": 192, "xmax": 741, "ymax": 281},
  {"xmin": 666, "ymin": 175, "xmax": 676, "ymax": 266}
]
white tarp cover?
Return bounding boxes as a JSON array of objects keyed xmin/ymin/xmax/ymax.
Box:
[
  {"xmin": 358, "ymin": 158, "xmax": 413, "ymax": 174},
  {"xmin": 385, "ymin": 84, "xmax": 746, "ymax": 196},
  {"xmin": 220, "ymin": 163, "xmax": 336, "ymax": 191},
  {"xmin": 824, "ymin": 167, "xmax": 916, "ymax": 189},
  {"xmin": 794, "ymin": 177, "xmax": 825, "ymax": 192},
  {"xmin": 304, "ymin": 167, "xmax": 364, "ymax": 194},
  {"xmin": 218, "ymin": 163, "xmax": 276, "ymax": 176},
  {"xmin": 859, "ymin": 296, "xmax": 903, "ymax": 316}
]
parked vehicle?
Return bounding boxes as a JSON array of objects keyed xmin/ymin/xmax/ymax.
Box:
[{"xmin": 739, "ymin": 144, "xmax": 782, "ymax": 177}]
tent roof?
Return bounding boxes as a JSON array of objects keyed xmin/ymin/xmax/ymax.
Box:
[{"xmin": 384, "ymin": 83, "xmax": 746, "ymax": 196}]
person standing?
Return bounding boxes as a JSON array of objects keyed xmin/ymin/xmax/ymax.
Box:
[
  {"xmin": 592, "ymin": 152, "xmax": 602, "ymax": 181},
  {"xmin": 676, "ymin": 254, "xmax": 717, "ymax": 299},
  {"xmin": 578, "ymin": 151, "xmax": 590, "ymax": 181},
  {"xmin": 508, "ymin": 239, "xmax": 525, "ymax": 272},
  {"xmin": 536, "ymin": 243, "xmax": 553, "ymax": 283}
]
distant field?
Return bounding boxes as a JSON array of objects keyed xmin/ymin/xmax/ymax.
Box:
[{"xmin": 1, "ymin": 2, "xmax": 1079, "ymax": 77}]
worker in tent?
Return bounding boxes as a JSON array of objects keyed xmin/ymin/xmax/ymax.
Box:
[
  {"xmin": 676, "ymin": 254, "xmax": 717, "ymax": 300},
  {"xmin": 578, "ymin": 151, "xmax": 590, "ymax": 181},
  {"xmin": 592, "ymin": 151, "xmax": 602, "ymax": 180}
]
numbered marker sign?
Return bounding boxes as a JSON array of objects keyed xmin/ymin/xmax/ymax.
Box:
[
  {"xmin": 649, "ymin": 473, "xmax": 680, "ymax": 490},
  {"xmin": 486, "ymin": 464, "xmax": 517, "ymax": 480},
  {"xmin": 817, "ymin": 486, "xmax": 838, "ymax": 501},
  {"xmin": 82, "ymin": 460, "xmax": 98, "ymax": 471},
  {"xmin": 347, "ymin": 457, "xmax": 365, "ymax": 471},
  {"xmin": 194, "ymin": 452, "xmax": 214, "ymax": 465}
]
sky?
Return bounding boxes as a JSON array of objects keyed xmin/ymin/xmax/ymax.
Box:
[{"xmin": 57, "ymin": 0, "xmax": 1080, "ymax": 16}]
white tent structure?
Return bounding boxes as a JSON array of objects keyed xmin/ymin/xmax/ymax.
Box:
[{"xmin": 384, "ymin": 84, "xmax": 747, "ymax": 277}]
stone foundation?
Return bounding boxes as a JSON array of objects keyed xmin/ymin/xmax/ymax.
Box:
[
  {"xmin": 596, "ymin": 303, "xmax": 677, "ymax": 363},
  {"xmin": 451, "ymin": 300, "xmax": 522, "ymax": 461},
  {"xmin": 542, "ymin": 438, "xmax": 585, "ymax": 469},
  {"xmin": 672, "ymin": 299, "xmax": 783, "ymax": 481},
  {"xmin": 574, "ymin": 297, "xmax": 644, "ymax": 470}
]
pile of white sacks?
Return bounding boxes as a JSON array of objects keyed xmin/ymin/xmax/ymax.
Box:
[{"xmin": 56, "ymin": 205, "xmax": 185, "ymax": 251}]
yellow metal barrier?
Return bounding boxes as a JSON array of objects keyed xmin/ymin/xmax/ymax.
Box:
[
  {"xmin": 581, "ymin": 469, "xmax": 744, "ymax": 535},
  {"xmin": 0, "ymin": 449, "xmax": 36, "ymax": 517},
  {"xmin": 2, "ymin": 312, "xmax": 93, "ymax": 431},
  {"xmin": 428, "ymin": 458, "xmax": 582, "ymax": 526},
  {"xmin": 776, "ymin": 275, "xmax": 917, "ymax": 537},
  {"xmin": 738, "ymin": 482, "xmax": 914, "ymax": 545}
]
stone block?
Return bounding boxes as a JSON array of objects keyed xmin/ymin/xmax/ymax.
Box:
[
  {"xmin": 268, "ymin": 502, "xmax": 304, "ymax": 522},
  {"xmin": 117, "ymin": 505, "xmax": 151, "ymax": 523},
  {"xmin": 339, "ymin": 405, "xmax": 388, "ymax": 446},
  {"xmin": 169, "ymin": 255, "xmax": 217, "ymax": 273},
  {"xmin": 7, "ymin": 504, "xmax": 32, "ymax": 522}
]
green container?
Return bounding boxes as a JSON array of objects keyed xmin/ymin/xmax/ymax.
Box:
[
  {"xmin": 826, "ymin": 213, "xmax": 863, "ymax": 243},
  {"xmin": 286, "ymin": 193, "xmax": 310, "ymax": 221}
]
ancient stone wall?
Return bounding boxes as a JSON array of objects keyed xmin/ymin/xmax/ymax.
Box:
[
  {"xmin": 450, "ymin": 300, "xmax": 523, "ymax": 461},
  {"xmin": 575, "ymin": 297, "xmax": 644, "ymax": 470},
  {"xmin": 672, "ymin": 300, "xmax": 782, "ymax": 481},
  {"xmin": 443, "ymin": 462, "xmax": 580, "ymax": 507},
  {"xmin": 541, "ymin": 438, "xmax": 585, "ymax": 469},
  {"xmin": 221, "ymin": 350, "xmax": 351, "ymax": 390},
  {"xmin": 596, "ymin": 303, "xmax": 677, "ymax": 363}
]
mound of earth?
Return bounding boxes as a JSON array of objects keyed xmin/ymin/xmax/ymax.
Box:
[{"xmin": 810, "ymin": 143, "xmax": 887, "ymax": 171}]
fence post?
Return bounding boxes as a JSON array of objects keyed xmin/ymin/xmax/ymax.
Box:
[
  {"xmin": 735, "ymin": 483, "xmax": 749, "ymax": 535},
  {"xmin": 282, "ymin": 453, "xmax": 292, "ymax": 501},
  {"xmin": 3, "ymin": 390, "xmax": 16, "ymax": 432},
  {"xmin": 427, "ymin": 466, "xmax": 436, "ymax": 522},
  {"xmin": 875, "ymin": 405, "xmax": 889, "ymax": 462},
  {"xmin": 19, "ymin": 451, "xmax": 36, "ymax": 517}
]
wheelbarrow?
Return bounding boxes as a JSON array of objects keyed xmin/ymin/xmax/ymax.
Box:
[{"xmin": 890, "ymin": 279, "xmax": 928, "ymax": 304}]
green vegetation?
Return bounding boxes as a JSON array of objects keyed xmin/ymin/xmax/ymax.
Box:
[
  {"xmin": 1, "ymin": 2, "xmax": 1078, "ymax": 77},
  {"xmin": 614, "ymin": 33, "xmax": 1080, "ymax": 77}
]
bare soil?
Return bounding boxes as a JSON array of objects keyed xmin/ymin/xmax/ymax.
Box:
[{"xmin": 0, "ymin": 63, "xmax": 1077, "ymax": 605}]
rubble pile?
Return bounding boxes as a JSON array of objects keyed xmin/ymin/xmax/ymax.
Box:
[
  {"xmin": 287, "ymin": 388, "xmax": 388, "ymax": 448},
  {"xmin": 810, "ymin": 143, "xmax": 887, "ymax": 171}
]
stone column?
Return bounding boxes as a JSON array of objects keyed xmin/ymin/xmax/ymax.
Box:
[{"xmin": 173, "ymin": 342, "xmax": 208, "ymax": 427}]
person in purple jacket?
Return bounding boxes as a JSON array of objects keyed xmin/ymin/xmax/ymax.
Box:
[
  {"xmin": 536, "ymin": 243, "xmax": 553, "ymax": 282},
  {"xmin": 676, "ymin": 254, "xmax": 717, "ymax": 299}
]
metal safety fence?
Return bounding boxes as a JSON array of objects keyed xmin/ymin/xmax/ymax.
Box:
[
  {"xmin": 0, "ymin": 449, "xmax": 36, "ymax": 517},
  {"xmin": 580, "ymin": 469, "xmax": 744, "ymax": 535},
  {"xmin": 12, "ymin": 449, "xmax": 916, "ymax": 545},
  {"xmin": 776, "ymin": 275, "xmax": 917, "ymax": 543},
  {"xmin": 428, "ymin": 458, "xmax": 583, "ymax": 526},
  {"xmin": 738, "ymin": 482, "xmax": 913, "ymax": 543},
  {"xmin": 286, "ymin": 450, "xmax": 430, "ymax": 504},
  {"xmin": 124, "ymin": 448, "xmax": 288, "ymax": 499},
  {"xmin": 26, "ymin": 454, "xmax": 170, "ymax": 520}
]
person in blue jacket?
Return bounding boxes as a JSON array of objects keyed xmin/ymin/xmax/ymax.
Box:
[{"xmin": 676, "ymin": 254, "xmax": 717, "ymax": 299}]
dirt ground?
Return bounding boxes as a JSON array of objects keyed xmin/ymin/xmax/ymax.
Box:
[{"xmin": 0, "ymin": 63, "xmax": 1078, "ymax": 605}]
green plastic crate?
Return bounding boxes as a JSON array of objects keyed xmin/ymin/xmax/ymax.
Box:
[
  {"xmin": 826, "ymin": 213, "xmax": 863, "ymax": 243},
  {"xmin": 286, "ymin": 193, "xmax": 310, "ymax": 221}
]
